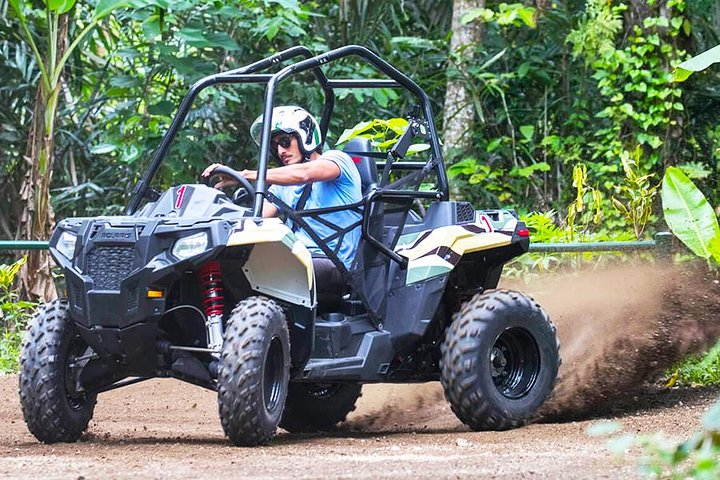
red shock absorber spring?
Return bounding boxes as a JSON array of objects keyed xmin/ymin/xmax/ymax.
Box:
[{"xmin": 200, "ymin": 260, "xmax": 224, "ymax": 318}]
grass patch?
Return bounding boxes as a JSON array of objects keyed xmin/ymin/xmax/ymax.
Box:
[
  {"xmin": 0, "ymin": 327, "xmax": 25, "ymax": 374},
  {"xmin": 0, "ymin": 258, "xmax": 36, "ymax": 374},
  {"xmin": 668, "ymin": 341, "xmax": 720, "ymax": 387}
]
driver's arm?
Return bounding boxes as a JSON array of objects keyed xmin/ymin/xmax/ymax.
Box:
[{"xmin": 243, "ymin": 160, "xmax": 341, "ymax": 185}]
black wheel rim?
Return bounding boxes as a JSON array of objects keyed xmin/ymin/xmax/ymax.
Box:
[
  {"xmin": 489, "ymin": 327, "xmax": 540, "ymax": 399},
  {"xmin": 64, "ymin": 336, "xmax": 89, "ymax": 411},
  {"xmin": 263, "ymin": 336, "xmax": 284, "ymax": 413}
]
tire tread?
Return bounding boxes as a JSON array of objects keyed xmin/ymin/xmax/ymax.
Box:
[
  {"xmin": 18, "ymin": 299, "xmax": 96, "ymax": 443},
  {"xmin": 440, "ymin": 289, "xmax": 560, "ymax": 431}
]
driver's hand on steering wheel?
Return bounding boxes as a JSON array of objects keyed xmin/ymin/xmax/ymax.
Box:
[{"xmin": 202, "ymin": 163, "xmax": 250, "ymax": 190}]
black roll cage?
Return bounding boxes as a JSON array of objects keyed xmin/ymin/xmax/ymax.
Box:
[
  {"xmin": 126, "ymin": 45, "xmax": 448, "ymax": 215},
  {"xmin": 125, "ymin": 45, "xmax": 448, "ymax": 289}
]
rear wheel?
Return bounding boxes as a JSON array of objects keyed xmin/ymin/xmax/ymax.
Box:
[
  {"xmin": 280, "ymin": 383, "xmax": 362, "ymax": 433},
  {"xmin": 440, "ymin": 289, "xmax": 560, "ymax": 430},
  {"xmin": 217, "ymin": 296, "xmax": 290, "ymax": 446},
  {"xmin": 18, "ymin": 299, "xmax": 97, "ymax": 443}
]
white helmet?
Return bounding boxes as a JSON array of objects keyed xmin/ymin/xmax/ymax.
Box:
[{"xmin": 250, "ymin": 105, "xmax": 322, "ymax": 156}]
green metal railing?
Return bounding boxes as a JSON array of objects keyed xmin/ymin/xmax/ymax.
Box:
[
  {"xmin": 528, "ymin": 231, "xmax": 673, "ymax": 257},
  {"xmin": 0, "ymin": 232, "xmax": 675, "ymax": 255},
  {"xmin": 0, "ymin": 240, "xmax": 51, "ymax": 251}
]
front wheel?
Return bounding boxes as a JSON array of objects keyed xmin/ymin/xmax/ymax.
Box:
[
  {"xmin": 440, "ymin": 289, "xmax": 560, "ymax": 431},
  {"xmin": 217, "ymin": 296, "xmax": 290, "ymax": 446},
  {"xmin": 18, "ymin": 299, "xmax": 97, "ymax": 443}
]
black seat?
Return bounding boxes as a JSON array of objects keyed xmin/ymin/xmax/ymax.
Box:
[{"xmin": 343, "ymin": 137, "xmax": 377, "ymax": 194}]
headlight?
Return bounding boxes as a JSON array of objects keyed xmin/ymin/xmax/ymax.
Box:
[
  {"xmin": 172, "ymin": 232, "xmax": 209, "ymax": 260},
  {"xmin": 56, "ymin": 231, "xmax": 78, "ymax": 259}
]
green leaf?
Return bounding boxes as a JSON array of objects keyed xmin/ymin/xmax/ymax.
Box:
[
  {"xmin": 268, "ymin": 0, "xmax": 301, "ymax": 9},
  {"xmin": 264, "ymin": 18, "xmax": 282, "ymax": 41},
  {"xmin": 372, "ymin": 89, "xmax": 389, "ymax": 108},
  {"xmin": 336, "ymin": 120, "xmax": 374, "ymax": 145},
  {"xmin": 407, "ymin": 144, "xmax": 430, "ymax": 155},
  {"xmin": 518, "ymin": 62, "xmax": 530, "ymax": 78},
  {"xmin": 511, "ymin": 162, "xmax": 550, "ymax": 178},
  {"xmin": 674, "ymin": 45, "xmax": 720, "ymax": 82},
  {"xmin": 109, "ymin": 74, "xmax": 141, "ymax": 88},
  {"xmin": 93, "ymin": 0, "xmax": 130, "ymax": 20},
  {"xmin": 519, "ymin": 125, "xmax": 535, "ymax": 141},
  {"xmin": 177, "ymin": 28, "xmax": 239, "ymax": 49},
  {"xmin": 516, "ymin": 7, "xmax": 537, "ymax": 29},
  {"xmin": 385, "ymin": 118, "xmax": 409, "ymax": 134},
  {"xmin": 661, "ymin": 166, "xmax": 720, "ymax": 262},
  {"xmin": 90, "ymin": 143, "xmax": 118, "ymax": 154},
  {"xmin": 205, "ymin": 32, "xmax": 239, "ymax": 51},
  {"xmin": 682, "ymin": 19, "xmax": 692, "ymax": 36},
  {"xmin": 47, "ymin": 0, "xmax": 76, "ymax": 14},
  {"xmin": 447, "ymin": 158, "xmax": 479, "ymax": 178},
  {"xmin": 148, "ymin": 100, "xmax": 175, "ymax": 116},
  {"xmin": 120, "ymin": 144, "xmax": 141, "ymax": 164},
  {"xmin": 461, "ymin": 7, "xmax": 494, "ymax": 25},
  {"xmin": 8, "ymin": 0, "xmax": 23, "ymax": 17},
  {"xmin": 479, "ymin": 49, "xmax": 507, "ymax": 71},
  {"xmin": 486, "ymin": 137, "xmax": 502, "ymax": 153}
]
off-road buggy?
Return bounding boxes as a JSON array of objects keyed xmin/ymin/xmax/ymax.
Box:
[{"xmin": 19, "ymin": 45, "xmax": 560, "ymax": 446}]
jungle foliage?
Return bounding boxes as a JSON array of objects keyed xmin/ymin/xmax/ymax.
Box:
[{"xmin": 0, "ymin": 0, "xmax": 718, "ymax": 241}]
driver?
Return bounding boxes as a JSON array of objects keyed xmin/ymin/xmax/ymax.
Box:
[{"xmin": 202, "ymin": 105, "xmax": 362, "ymax": 293}]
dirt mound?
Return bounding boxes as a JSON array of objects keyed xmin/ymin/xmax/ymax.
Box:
[
  {"xmin": 534, "ymin": 264, "xmax": 720, "ymax": 420},
  {"xmin": 347, "ymin": 265, "xmax": 720, "ymax": 428}
]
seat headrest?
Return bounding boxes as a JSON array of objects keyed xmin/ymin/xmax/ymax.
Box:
[{"xmin": 343, "ymin": 137, "xmax": 377, "ymax": 193}]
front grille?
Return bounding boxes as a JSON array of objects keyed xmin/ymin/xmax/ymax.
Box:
[
  {"xmin": 86, "ymin": 246, "xmax": 136, "ymax": 290},
  {"xmin": 456, "ymin": 202, "xmax": 475, "ymax": 223}
]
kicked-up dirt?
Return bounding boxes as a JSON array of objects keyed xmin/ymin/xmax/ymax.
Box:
[
  {"xmin": 0, "ymin": 265, "xmax": 719, "ymax": 479},
  {"xmin": 527, "ymin": 264, "xmax": 720, "ymax": 420}
]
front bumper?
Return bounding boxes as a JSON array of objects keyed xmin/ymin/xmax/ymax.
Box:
[{"xmin": 52, "ymin": 216, "xmax": 234, "ymax": 331}]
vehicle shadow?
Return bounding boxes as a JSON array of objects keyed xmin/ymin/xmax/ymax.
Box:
[{"xmin": 11, "ymin": 425, "xmax": 468, "ymax": 450}]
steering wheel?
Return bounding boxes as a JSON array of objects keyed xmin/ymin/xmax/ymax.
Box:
[{"xmin": 203, "ymin": 165, "xmax": 257, "ymax": 206}]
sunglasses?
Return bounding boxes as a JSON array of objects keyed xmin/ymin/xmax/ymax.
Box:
[{"xmin": 271, "ymin": 133, "xmax": 294, "ymax": 150}]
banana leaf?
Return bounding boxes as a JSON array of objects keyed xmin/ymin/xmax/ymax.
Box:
[{"xmin": 661, "ymin": 166, "xmax": 720, "ymax": 263}]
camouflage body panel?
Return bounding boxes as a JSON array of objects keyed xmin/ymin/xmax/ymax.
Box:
[
  {"xmin": 396, "ymin": 210, "xmax": 518, "ymax": 285},
  {"xmin": 227, "ymin": 218, "xmax": 315, "ymax": 307}
]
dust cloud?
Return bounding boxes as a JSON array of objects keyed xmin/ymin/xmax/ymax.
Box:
[
  {"xmin": 532, "ymin": 264, "xmax": 720, "ymax": 420},
  {"xmin": 346, "ymin": 264, "xmax": 720, "ymax": 430}
]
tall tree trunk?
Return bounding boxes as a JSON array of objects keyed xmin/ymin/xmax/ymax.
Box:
[
  {"xmin": 18, "ymin": 15, "xmax": 69, "ymax": 302},
  {"xmin": 443, "ymin": 0, "xmax": 485, "ymax": 199}
]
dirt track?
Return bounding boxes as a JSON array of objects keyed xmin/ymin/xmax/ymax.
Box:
[
  {"xmin": 1, "ymin": 265, "xmax": 720, "ymax": 479},
  {"xmin": 1, "ymin": 377, "xmax": 718, "ymax": 479}
]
